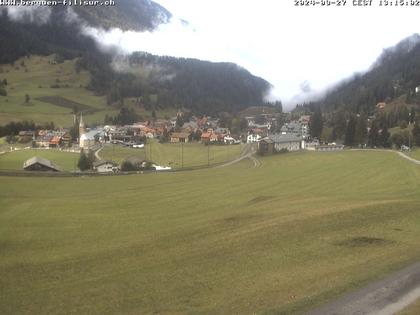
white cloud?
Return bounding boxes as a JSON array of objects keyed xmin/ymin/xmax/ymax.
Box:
[{"xmin": 82, "ymin": 0, "xmax": 420, "ymax": 108}]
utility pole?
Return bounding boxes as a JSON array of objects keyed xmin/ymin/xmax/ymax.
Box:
[
  {"xmin": 408, "ymin": 112, "xmax": 412, "ymax": 151},
  {"xmin": 149, "ymin": 138, "xmax": 153, "ymax": 161},
  {"xmin": 207, "ymin": 144, "xmax": 210, "ymax": 167}
]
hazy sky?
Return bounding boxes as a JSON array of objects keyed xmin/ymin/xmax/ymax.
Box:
[{"xmin": 89, "ymin": 0, "xmax": 420, "ymax": 107}]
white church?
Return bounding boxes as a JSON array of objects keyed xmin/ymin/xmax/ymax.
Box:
[{"xmin": 78, "ymin": 113, "xmax": 95, "ymax": 149}]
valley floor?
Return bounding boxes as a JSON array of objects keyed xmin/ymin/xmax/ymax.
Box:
[{"xmin": 1, "ymin": 151, "xmax": 420, "ymax": 314}]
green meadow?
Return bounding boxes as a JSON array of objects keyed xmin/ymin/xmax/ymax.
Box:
[
  {"xmin": 0, "ymin": 149, "xmax": 79, "ymax": 171},
  {"xmin": 100, "ymin": 141, "xmax": 245, "ymax": 168},
  {"xmin": 1, "ymin": 150, "xmax": 420, "ymax": 314},
  {"xmin": 399, "ymin": 298, "xmax": 420, "ymax": 315},
  {"xmin": 408, "ymin": 148, "xmax": 420, "ymax": 160}
]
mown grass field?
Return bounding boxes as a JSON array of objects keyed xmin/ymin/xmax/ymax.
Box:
[
  {"xmin": 399, "ymin": 298, "xmax": 420, "ymax": 315},
  {"xmin": 1, "ymin": 151, "xmax": 420, "ymax": 314},
  {"xmin": 0, "ymin": 55, "xmax": 176, "ymax": 126},
  {"xmin": 408, "ymin": 148, "xmax": 420, "ymax": 160},
  {"xmin": 0, "ymin": 149, "xmax": 79, "ymax": 171},
  {"xmin": 100, "ymin": 141, "xmax": 245, "ymax": 168}
]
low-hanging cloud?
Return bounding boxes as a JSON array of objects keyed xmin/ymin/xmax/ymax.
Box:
[
  {"xmin": 3, "ymin": 1, "xmax": 420, "ymax": 111},
  {"xmin": 1, "ymin": 6, "xmax": 51, "ymax": 24}
]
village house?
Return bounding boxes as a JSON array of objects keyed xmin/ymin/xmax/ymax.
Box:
[
  {"xmin": 35, "ymin": 130, "xmax": 54, "ymax": 147},
  {"xmin": 268, "ymin": 134, "xmax": 304, "ymax": 152},
  {"xmin": 201, "ymin": 131, "xmax": 212, "ymax": 143},
  {"xmin": 170, "ymin": 132, "xmax": 190, "ymax": 143},
  {"xmin": 23, "ymin": 156, "xmax": 60, "ymax": 172},
  {"xmin": 257, "ymin": 138, "xmax": 274, "ymax": 155},
  {"xmin": 93, "ymin": 160, "xmax": 118, "ymax": 173},
  {"xmin": 280, "ymin": 121, "xmax": 307, "ymax": 137},
  {"xmin": 18, "ymin": 130, "xmax": 35, "ymax": 143}
]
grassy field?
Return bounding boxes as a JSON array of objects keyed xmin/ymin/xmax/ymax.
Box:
[
  {"xmin": 0, "ymin": 149, "xmax": 79, "ymax": 171},
  {"xmin": 399, "ymin": 298, "xmax": 420, "ymax": 315},
  {"xmin": 1, "ymin": 151, "xmax": 420, "ymax": 314},
  {"xmin": 100, "ymin": 141, "xmax": 245, "ymax": 168},
  {"xmin": 0, "ymin": 55, "xmax": 176, "ymax": 127},
  {"xmin": 407, "ymin": 148, "xmax": 420, "ymax": 160}
]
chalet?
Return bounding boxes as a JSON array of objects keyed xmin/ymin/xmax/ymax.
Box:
[
  {"xmin": 280, "ymin": 122, "xmax": 304, "ymax": 135},
  {"xmin": 299, "ymin": 115, "xmax": 311, "ymax": 125},
  {"xmin": 18, "ymin": 130, "xmax": 35, "ymax": 143},
  {"xmin": 268, "ymin": 134, "xmax": 303, "ymax": 152},
  {"xmin": 36, "ymin": 134, "xmax": 54, "ymax": 147},
  {"xmin": 49, "ymin": 136, "xmax": 62, "ymax": 148},
  {"xmin": 170, "ymin": 132, "xmax": 190, "ymax": 143},
  {"xmin": 93, "ymin": 160, "xmax": 118, "ymax": 173},
  {"xmin": 201, "ymin": 132, "xmax": 212, "ymax": 143},
  {"xmin": 23, "ymin": 156, "xmax": 60, "ymax": 172},
  {"xmin": 257, "ymin": 138, "xmax": 274, "ymax": 155}
]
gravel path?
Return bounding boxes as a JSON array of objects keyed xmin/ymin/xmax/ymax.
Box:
[
  {"xmin": 214, "ymin": 143, "xmax": 261, "ymax": 168},
  {"xmin": 350, "ymin": 149, "xmax": 420, "ymax": 166},
  {"xmin": 306, "ymin": 262, "xmax": 420, "ymax": 315}
]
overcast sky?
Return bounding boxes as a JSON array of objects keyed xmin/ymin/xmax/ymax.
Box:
[{"xmin": 91, "ymin": 0, "xmax": 420, "ymax": 107}]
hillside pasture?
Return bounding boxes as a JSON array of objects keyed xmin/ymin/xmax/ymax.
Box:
[
  {"xmin": 0, "ymin": 55, "xmax": 117, "ymax": 126},
  {"xmin": 1, "ymin": 151, "xmax": 420, "ymax": 314}
]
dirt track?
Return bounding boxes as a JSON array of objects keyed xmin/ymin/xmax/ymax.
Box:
[{"xmin": 306, "ymin": 261, "xmax": 420, "ymax": 315}]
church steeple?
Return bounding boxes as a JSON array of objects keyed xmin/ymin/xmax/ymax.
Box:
[{"xmin": 79, "ymin": 112, "xmax": 85, "ymax": 137}]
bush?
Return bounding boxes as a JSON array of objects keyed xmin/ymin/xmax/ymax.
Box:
[
  {"xmin": 120, "ymin": 160, "xmax": 137, "ymax": 172},
  {"xmin": 77, "ymin": 150, "xmax": 95, "ymax": 171},
  {"xmin": 0, "ymin": 87, "xmax": 7, "ymax": 96}
]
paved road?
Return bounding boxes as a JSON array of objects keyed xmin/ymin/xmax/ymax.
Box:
[
  {"xmin": 94, "ymin": 145, "xmax": 104, "ymax": 160},
  {"xmin": 306, "ymin": 262, "xmax": 420, "ymax": 315}
]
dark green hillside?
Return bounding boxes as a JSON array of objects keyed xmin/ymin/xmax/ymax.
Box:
[
  {"xmin": 0, "ymin": 6, "xmax": 271, "ymax": 124},
  {"xmin": 103, "ymin": 52, "xmax": 272, "ymax": 115},
  {"xmin": 321, "ymin": 34, "xmax": 420, "ymax": 113}
]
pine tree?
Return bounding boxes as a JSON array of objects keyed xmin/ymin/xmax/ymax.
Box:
[
  {"xmin": 77, "ymin": 150, "xmax": 93, "ymax": 171},
  {"xmin": 409, "ymin": 107, "xmax": 416, "ymax": 124},
  {"xmin": 344, "ymin": 115, "xmax": 357, "ymax": 146},
  {"xmin": 310, "ymin": 106, "xmax": 323, "ymax": 139},
  {"xmin": 412, "ymin": 121, "xmax": 420, "ymax": 147},
  {"xmin": 368, "ymin": 122, "xmax": 379, "ymax": 148},
  {"xmin": 379, "ymin": 126, "xmax": 391, "ymax": 148},
  {"xmin": 354, "ymin": 113, "xmax": 367, "ymax": 145}
]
